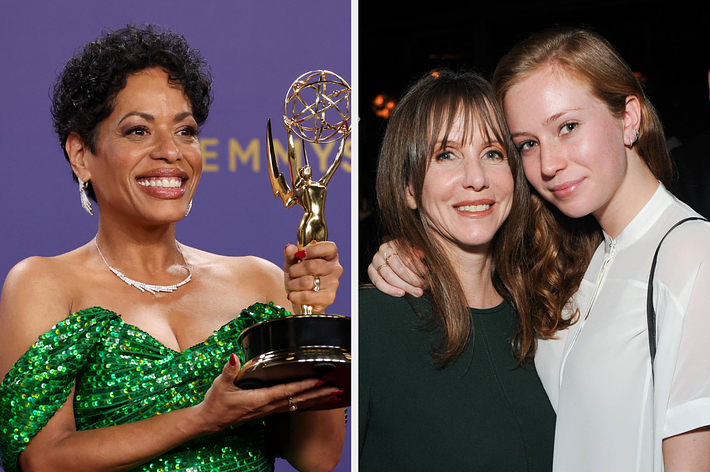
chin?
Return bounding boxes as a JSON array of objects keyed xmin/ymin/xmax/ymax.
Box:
[
  {"xmin": 141, "ymin": 208, "xmax": 188, "ymax": 224},
  {"xmin": 552, "ymin": 201, "xmax": 595, "ymax": 220}
]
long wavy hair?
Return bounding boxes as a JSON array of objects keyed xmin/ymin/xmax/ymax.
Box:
[
  {"xmin": 376, "ymin": 69, "xmax": 537, "ymax": 366},
  {"xmin": 492, "ymin": 26, "xmax": 674, "ymax": 335}
]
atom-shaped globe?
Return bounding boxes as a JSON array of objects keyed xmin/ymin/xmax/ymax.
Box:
[{"xmin": 283, "ymin": 70, "xmax": 351, "ymax": 144}]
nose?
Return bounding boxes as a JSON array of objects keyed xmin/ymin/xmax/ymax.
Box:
[
  {"xmin": 462, "ymin": 158, "xmax": 489, "ymax": 191},
  {"xmin": 539, "ymin": 141, "xmax": 566, "ymax": 177},
  {"xmin": 151, "ymin": 129, "xmax": 181, "ymax": 162}
]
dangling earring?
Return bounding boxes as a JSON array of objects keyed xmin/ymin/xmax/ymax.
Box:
[
  {"xmin": 185, "ymin": 199, "xmax": 193, "ymax": 217},
  {"xmin": 77, "ymin": 176, "xmax": 94, "ymax": 216}
]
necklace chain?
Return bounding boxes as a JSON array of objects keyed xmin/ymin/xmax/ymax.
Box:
[{"xmin": 94, "ymin": 238, "xmax": 192, "ymax": 295}]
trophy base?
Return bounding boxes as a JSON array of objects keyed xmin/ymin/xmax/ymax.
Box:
[
  {"xmin": 236, "ymin": 314, "xmax": 351, "ymax": 410},
  {"xmin": 235, "ymin": 346, "xmax": 350, "ymax": 410}
]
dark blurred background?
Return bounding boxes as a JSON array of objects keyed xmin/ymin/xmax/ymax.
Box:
[{"xmin": 358, "ymin": 0, "xmax": 710, "ymax": 282}]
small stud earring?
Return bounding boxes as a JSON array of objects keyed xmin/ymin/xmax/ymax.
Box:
[{"xmin": 77, "ymin": 176, "xmax": 94, "ymax": 216}]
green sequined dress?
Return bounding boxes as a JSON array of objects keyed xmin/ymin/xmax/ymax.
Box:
[{"xmin": 0, "ymin": 302, "xmax": 289, "ymax": 472}]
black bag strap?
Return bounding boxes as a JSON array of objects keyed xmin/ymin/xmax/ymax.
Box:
[{"xmin": 647, "ymin": 216, "xmax": 708, "ymax": 378}]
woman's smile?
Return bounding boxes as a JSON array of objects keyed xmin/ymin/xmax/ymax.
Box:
[
  {"xmin": 549, "ymin": 178, "xmax": 586, "ymax": 199},
  {"xmin": 453, "ymin": 199, "xmax": 495, "ymax": 216},
  {"xmin": 135, "ymin": 168, "xmax": 190, "ymax": 198},
  {"xmin": 84, "ymin": 67, "xmax": 202, "ymax": 221},
  {"xmin": 410, "ymin": 113, "xmax": 514, "ymax": 252},
  {"xmin": 504, "ymin": 66, "xmax": 628, "ymax": 220}
]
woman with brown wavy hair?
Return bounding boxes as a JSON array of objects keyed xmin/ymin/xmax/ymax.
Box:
[
  {"xmin": 360, "ymin": 69, "xmax": 555, "ymax": 470},
  {"xmin": 370, "ymin": 26, "xmax": 710, "ymax": 471}
]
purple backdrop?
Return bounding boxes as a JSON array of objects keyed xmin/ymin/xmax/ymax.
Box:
[{"xmin": 0, "ymin": 1, "xmax": 352, "ymax": 471}]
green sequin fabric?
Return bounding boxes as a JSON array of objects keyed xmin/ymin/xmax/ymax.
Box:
[{"xmin": 0, "ymin": 302, "xmax": 289, "ymax": 472}]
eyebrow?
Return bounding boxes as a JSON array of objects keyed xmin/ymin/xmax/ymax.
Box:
[
  {"xmin": 433, "ymin": 138, "xmax": 502, "ymax": 148},
  {"xmin": 117, "ymin": 111, "xmax": 195, "ymax": 125},
  {"xmin": 544, "ymin": 108, "xmax": 582, "ymax": 126},
  {"xmin": 484, "ymin": 138, "xmax": 501, "ymax": 147},
  {"xmin": 510, "ymin": 108, "xmax": 583, "ymax": 139}
]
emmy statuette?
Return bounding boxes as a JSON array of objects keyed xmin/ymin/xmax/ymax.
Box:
[{"xmin": 235, "ymin": 71, "xmax": 351, "ymax": 410}]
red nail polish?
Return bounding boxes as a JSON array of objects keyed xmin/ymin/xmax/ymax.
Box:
[
  {"xmin": 328, "ymin": 397, "xmax": 341, "ymax": 403},
  {"xmin": 294, "ymin": 250, "xmax": 306, "ymax": 259},
  {"xmin": 229, "ymin": 353, "xmax": 237, "ymax": 366},
  {"xmin": 314, "ymin": 380, "xmax": 327, "ymax": 387},
  {"xmin": 330, "ymin": 389, "xmax": 344, "ymax": 396},
  {"xmin": 286, "ymin": 293, "xmax": 290, "ymax": 300},
  {"xmin": 285, "ymin": 244, "xmax": 290, "ymax": 251}
]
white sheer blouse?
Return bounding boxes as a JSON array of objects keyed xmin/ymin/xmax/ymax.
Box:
[{"xmin": 535, "ymin": 183, "xmax": 710, "ymax": 472}]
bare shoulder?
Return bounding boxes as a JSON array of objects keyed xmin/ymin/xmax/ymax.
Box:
[
  {"xmin": 0, "ymin": 255, "xmax": 75, "ymax": 320},
  {"xmin": 0, "ymin": 250, "xmax": 85, "ymax": 378},
  {"xmin": 233, "ymin": 255, "xmax": 283, "ymax": 280},
  {"xmin": 184, "ymin": 246, "xmax": 281, "ymax": 277},
  {"xmin": 182, "ymin": 246, "xmax": 287, "ymax": 306}
]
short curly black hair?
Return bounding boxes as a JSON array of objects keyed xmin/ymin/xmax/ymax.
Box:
[{"xmin": 51, "ymin": 24, "xmax": 213, "ymax": 201}]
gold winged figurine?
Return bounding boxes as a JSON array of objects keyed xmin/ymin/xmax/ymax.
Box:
[
  {"xmin": 266, "ymin": 119, "xmax": 345, "ymax": 249},
  {"xmin": 265, "ymin": 70, "xmax": 351, "ymax": 315}
]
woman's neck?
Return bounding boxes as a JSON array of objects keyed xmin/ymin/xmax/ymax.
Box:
[
  {"xmin": 593, "ymin": 153, "xmax": 660, "ymax": 239},
  {"xmin": 448, "ymin": 246, "xmax": 501, "ymax": 309},
  {"xmin": 95, "ymin": 217, "xmax": 184, "ymax": 275}
]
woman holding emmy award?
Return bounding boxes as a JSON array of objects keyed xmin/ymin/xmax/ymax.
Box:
[
  {"xmin": 0, "ymin": 24, "xmax": 344, "ymax": 472},
  {"xmin": 369, "ymin": 26, "xmax": 710, "ymax": 471},
  {"xmin": 359, "ymin": 69, "xmax": 555, "ymax": 470}
]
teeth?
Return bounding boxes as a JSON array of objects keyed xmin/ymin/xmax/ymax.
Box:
[
  {"xmin": 138, "ymin": 177, "xmax": 183, "ymax": 189},
  {"xmin": 456, "ymin": 204, "xmax": 491, "ymax": 212}
]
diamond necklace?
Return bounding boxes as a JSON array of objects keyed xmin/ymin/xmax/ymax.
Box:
[{"xmin": 94, "ymin": 238, "xmax": 192, "ymax": 294}]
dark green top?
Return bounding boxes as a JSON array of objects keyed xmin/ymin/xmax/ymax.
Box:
[
  {"xmin": 359, "ymin": 288, "xmax": 555, "ymax": 471},
  {"xmin": 0, "ymin": 302, "xmax": 289, "ymax": 472}
]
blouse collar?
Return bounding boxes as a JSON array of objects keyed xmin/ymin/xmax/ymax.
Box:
[{"xmin": 602, "ymin": 182, "xmax": 672, "ymax": 251}]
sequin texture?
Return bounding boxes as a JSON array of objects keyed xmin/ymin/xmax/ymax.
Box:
[{"xmin": 0, "ymin": 302, "xmax": 289, "ymax": 472}]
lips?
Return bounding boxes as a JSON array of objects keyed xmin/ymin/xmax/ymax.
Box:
[
  {"xmin": 453, "ymin": 199, "xmax": 495, "ymax": 216},
  {"xmin": 455, "ymin": 203, "xmax": 492, "ymax": 212},
  {"xmin": 137, "ymin": 177, "xmax": 183, "ymax": 189},
  {"xmin": 549, "ymin": 178, "xmax": 584, "ymax": 199},
  {"xmin": 135, "ymin": 168, "xmax": 189, "ymax": 198}
]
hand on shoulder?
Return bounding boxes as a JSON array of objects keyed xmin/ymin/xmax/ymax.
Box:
[{"xmin": 367, "ymin": 240, "xmax": 427, "ymax": 298}]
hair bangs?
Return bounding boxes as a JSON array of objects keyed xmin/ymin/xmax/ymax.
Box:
[{"xmin": 424, "ymin": 86, "xmax": 508, "ymax": 165}]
